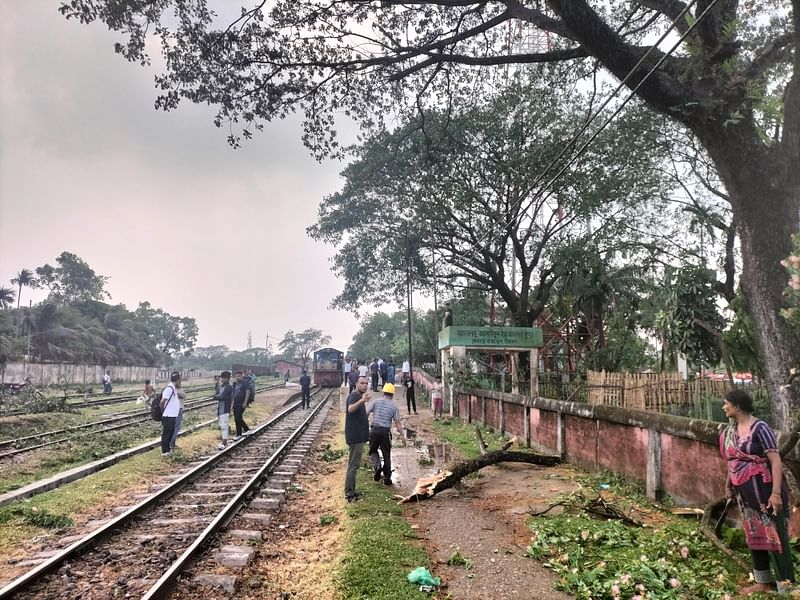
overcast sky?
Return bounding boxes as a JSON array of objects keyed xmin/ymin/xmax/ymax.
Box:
[{"xmin": 0, "ymin": 2, "xmax": 369, "ymax": 352}]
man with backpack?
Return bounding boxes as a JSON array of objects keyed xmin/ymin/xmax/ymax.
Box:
[
  {"xmin": 214, "ymin": 371, "xmax": 234, "ymax": 449},
  {"xmin": 159, "ymin": 372, "xmax": 182, "ymax": 456}
]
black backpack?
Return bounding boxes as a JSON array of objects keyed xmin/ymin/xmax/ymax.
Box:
[{"xmin": 150, "ymin": 387, "xmax": 171, "ymax": 421}]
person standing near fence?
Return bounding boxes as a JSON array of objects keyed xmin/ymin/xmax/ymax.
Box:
[
  {"xmin": 720, "ymin": 389, "xmax": 795, "ymax": 594},
  {"xmin": 103, "ymin": 371, "xmax": 113, "ymax": 395},
  {"xmin": 159, "ymin": 372, "xmax": 181, "ymax": 456},
  {"xmin": 431, "ymin": 376, "xmax": 444, "ymax": 419}
]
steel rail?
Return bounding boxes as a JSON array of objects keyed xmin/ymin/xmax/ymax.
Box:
[
  {"xmin": 0, "ymin": 382, "xmax": 286, "ymax": 450},
  {"xmin": 0, "ymin": 399, "xmax": 216, "ymax": 460},
  {"xmin": 142, "ymin": 388, "xmax": 332, "ymax": 600},
  {"xmin": 0, "ymin": 387, "xmax": 314, "ymax": 600}
]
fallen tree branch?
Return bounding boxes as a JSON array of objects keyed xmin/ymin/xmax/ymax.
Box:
[
  {"xmin": 399, "ymin": 449, "xmax": 560, "ymax": 503},
  {"xmin": 530, "ymin": 491, "xmax": 643, "ymax": 526},
  {"xmin": 700, "ymin": 497, "xmax": 750, "ymax": 572}
]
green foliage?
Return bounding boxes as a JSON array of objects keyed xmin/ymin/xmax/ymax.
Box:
[
  {"xmin": 0, "ymin": 286, "xmax": 16, "ymax": 311},
  {"xmin": 527, "ymin": 514, "xmax": 739, "ymax": 599},
  {"xmin": 722, "ymin": 290, "xmax": 762, "ymax": 377},
  {"xmin": 446, "ymin": 550, "xmax": 472, "ymax": 569},
  {"xmin": 319, "ymin": 514, "xmax": 338, "ymax": 526},
  {"xmin": 670, "ymin": 266, "xmax": 727, "ymax": 366},
  {"xmin": 35, "ymin": 252, "xmax": 109, "ymax": 304},
  {"xmin": 320, "ymin": 444, "xmax": 347, "ymax": 462},
  {"xmin": 278, "ymin": 328, "xmax": 331, "ymax": 369},
  {"xmin": 779, "ymin": 234, "xmax": 800, "ymax": 338},
  {"xmin": 431, "ymin": 419, "xmax": 508, "ymax": 459},
  {"xmin": 0, "ymin": 506, "xmax": 74, "ymax": 529},
  {"xmin": 309, "ymin": 82, "xmax": 667, "ymax": 324},
  {"xmin": 134, "ymin": 301, "xmax": 198, "ymax": 358}
]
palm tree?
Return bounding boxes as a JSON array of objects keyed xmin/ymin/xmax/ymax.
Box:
[
  {"xmin": 10, "ymin": 269, "xmax": 36, "ymax": 337},
  {"xmin": 0, "ymin": 286, "xmax": 15, "ymax": 311},
  {"xmin": 10, "ymin": 269, "xmax": 36, "ymax": 312}
]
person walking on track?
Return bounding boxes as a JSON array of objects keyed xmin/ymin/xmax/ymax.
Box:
[
  {"xmin": 368, "ymin": 383, "xmax": 405, "ymax": 486},
  {"xmin": 299, "ymin": 369, "xmax": 312, "ymax": 408},
  {"xmin": 232, "ymin": 371, "xmax": 251, "ymax": 438},
  {"xmin": 214, "ymin": 371, "xmax": 234, "ymax": 449},
  {"xmin": 159, "ymin": 371, "xmax": 181, "ymax": 456},
  {"xmin": 344, "ymin": 376, "xmax": 370, "ymax": 502}
]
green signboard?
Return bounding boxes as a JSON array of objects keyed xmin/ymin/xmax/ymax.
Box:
[{"xmin": 438, "ymin": 326, "xmax": 543, "ymax": 350}]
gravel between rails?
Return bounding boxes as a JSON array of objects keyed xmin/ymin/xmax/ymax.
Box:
[{"xmin": 0, "ymin": 389, "xmax": 332, "ymax": 600}]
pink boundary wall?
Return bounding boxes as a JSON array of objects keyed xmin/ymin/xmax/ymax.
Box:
[{"xmin": 412, "ymin": 371, "xmax": 799, "ymax": 508}]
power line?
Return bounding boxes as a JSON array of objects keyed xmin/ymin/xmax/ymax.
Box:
[
  {"xmin": 484, "ymin": 0, "xmax": 714, "ymax": 245},
  {"xmin": 511, "ymin": 0, "xmax": 723, "ymax": 232}
]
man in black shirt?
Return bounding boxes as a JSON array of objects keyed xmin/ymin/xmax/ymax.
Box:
[
  {"xmin": 344, "ymin": 376, "xmax": 370, "ymax": 502},
  {"xmin": 232, "ymin": 371, "xmax": 251, "ymax": 438},
  {"xmin": 299, "ymin": 369, "xmax": 312, "ymax": 408}
]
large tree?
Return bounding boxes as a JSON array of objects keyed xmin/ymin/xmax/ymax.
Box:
[
  {"xmin": 59, "ymin": 1, "xmax": 799, "ymax": 424},
  {"xmin": 133, "ymin": 301, "xmax": 198, "ymax": 359},
  {"xmin": 35, "ymin": 252, "xmax": 109, "ymax": 305},
  {"xmin": 310, "ymin": 83, "xmax": 666, "ymax": 326},
  {"xmin": 278, "ymin": 328, "xmax": 331, "ymax": 369}
]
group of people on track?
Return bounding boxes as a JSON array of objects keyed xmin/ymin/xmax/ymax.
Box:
[{"xmin": 154, "ymin": 369, "xmax": 257, "ymax": 455}]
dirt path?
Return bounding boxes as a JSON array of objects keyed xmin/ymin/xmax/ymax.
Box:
[{"xmin": 390, "ymin": 396, "xmax": 576, "ymax": 600}]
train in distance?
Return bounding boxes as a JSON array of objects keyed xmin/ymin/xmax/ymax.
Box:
[{"xmin": 313, "ymin": 348, "xmax": 344, "ymax": 387}]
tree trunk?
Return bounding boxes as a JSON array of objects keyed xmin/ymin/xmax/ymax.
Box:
[
  {"xmin": 700, "ymin": 127, "xmax": 800, "ymax": 429},
  {"xmin": 399, "ymin": 449, "xmax": 561, "ymax": 503}
]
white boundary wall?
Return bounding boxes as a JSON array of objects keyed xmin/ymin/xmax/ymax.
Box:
[{"xmin": 1, "ymin": 362, "xmax": 158, "ymax": 386}]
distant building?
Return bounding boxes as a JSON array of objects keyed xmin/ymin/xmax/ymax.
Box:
[{"xmin": 273, "ymin": 360, "xmax": 304, "ymax": 378}]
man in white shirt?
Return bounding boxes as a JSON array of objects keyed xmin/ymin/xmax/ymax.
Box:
[
  {"xmin": 343, "ymin": 358, "xmax": 352, "ymax": 387},
  {"xmin": 160, "ymin": 371, "xmax": 182, "ymax": 455},
  {"xmin": 401, "ymin": 359, "xmax": 410, "ymax": 376},
  {"xmin": 357, "ymin": 361, "xmax": 369, "ymax": 378}
]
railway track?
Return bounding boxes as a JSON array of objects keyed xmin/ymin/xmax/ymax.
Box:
[
  {"xmin": 1, "ymin": 383, "xmax": 215, "ymax": 416},
  {"xmin": 0, "ymin": 387, "xmax": 333, "ymax": 600},
  {"xmin": 0, "ymin": 382, "xmax": 287, "ymax": 459}
]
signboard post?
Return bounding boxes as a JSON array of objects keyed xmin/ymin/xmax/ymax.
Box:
[{"xmin": 438, "ymin": 326, "xmax": 544, "ymax": 413}]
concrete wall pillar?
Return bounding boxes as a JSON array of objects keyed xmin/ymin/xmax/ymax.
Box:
[
  {"xmin": 646, "ymin": 428, "xmax": 663, "ymax": 501},
  {"xmin": 511, "ymin": 352, "xmax": 519, "ymax": 395},
  {"xmin": 524, "ymin": 404, "xmax": 531, "ymax": 447},
  {"xmin": 556, "ymin": 411, "xmax": 566, "ymax": 459},
  {"xmin": 499, "ymin": 397, "xmax": 505, "ymax": 434},
  {"xmin": 529, "ymin": 349, "xmax": 538, "ymax": 398}
]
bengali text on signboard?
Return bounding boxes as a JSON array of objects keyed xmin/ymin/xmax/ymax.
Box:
[{"xmin": 438, "ymin": 326, "xmax": 543, "ymax": 349}]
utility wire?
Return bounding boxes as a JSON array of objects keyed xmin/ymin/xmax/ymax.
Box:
[
  {"xmin": 508, "ymin": 0, "xmax": 723, "ymax": 235},
  {"xmin": 483, "ymin": 0, "xmax": 714, "ymax": 244}
]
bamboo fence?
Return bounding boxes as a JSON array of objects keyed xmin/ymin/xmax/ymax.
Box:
[{"xmin": 587, "ymin": 370, "xmax": 731, "ymax": 412}]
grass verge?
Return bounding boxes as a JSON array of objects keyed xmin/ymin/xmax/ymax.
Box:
[
  {"xmin": 431, "ymin": 418, "xmax": 511, "ymax": 458},
  {"xmin": 337, "ymin": 467, "xmax": 430, "ymax": 600}
]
